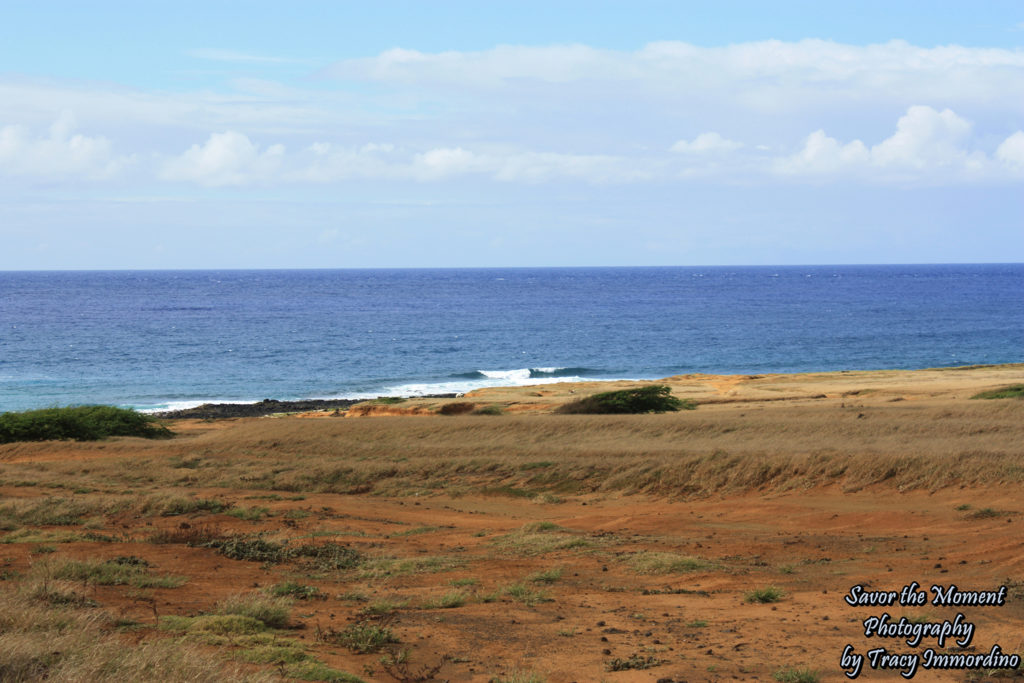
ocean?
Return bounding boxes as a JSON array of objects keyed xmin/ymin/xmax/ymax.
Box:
[{"xmin": 1, "ymin": 265, "xmax": 1021, "ymax": 413}]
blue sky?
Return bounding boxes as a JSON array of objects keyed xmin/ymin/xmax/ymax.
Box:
[{"xmin": 1, "ymin": 1, "xmax": 1022, "ymax": 268}]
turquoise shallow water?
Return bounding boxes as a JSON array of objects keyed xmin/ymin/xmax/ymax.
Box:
[{"xmin": 0, "ymin": 264, "xmax": 1021, "ymax": 412}]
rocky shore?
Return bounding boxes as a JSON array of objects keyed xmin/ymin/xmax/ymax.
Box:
[{"xmin": 155, "ymin": 395, "xmax": 458, "ymax": 419}]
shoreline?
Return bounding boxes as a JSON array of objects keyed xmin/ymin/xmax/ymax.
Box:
[{"xmin": 152, "ymin": 363, "xmax": 1024, "ymax": 419}]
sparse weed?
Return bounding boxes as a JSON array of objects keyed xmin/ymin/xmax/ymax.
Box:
[
  {"xmin": 226, "ymin": 506, "xmax": 270, "ymax": 521},
  {"xmin": 504, "ymin": 582, "xmax": 551, "ymax": 606},
  {"xmin": 746, "ymin": 586, "xmax": 785, "ymax": 603},
  {"xmin": 526, "ymin": 567, "xmax": 563, "ymax": 584},
  {"xmin": 773, "ymin": 667, "xmax": 821, "ymax": 683},
  {"xmin": 605, "ymin": 653, "xmax": 667, "ymax": 671},
  {"xmin": 421, "ymin": 590, "xmax": 467, "ymax": 609},
  {"xmin": 321, "ymin": 621, "xmax": 398, "ymax": 654},
  {"xmin": 269, "ymin": 581, "xmax": 323, "ymax": 600},
  {"xmin": 214, "ymin": 593, "xmax": 292, "ymax": 629}
]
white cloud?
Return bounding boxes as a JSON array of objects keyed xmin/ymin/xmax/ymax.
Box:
[
  {"xmin": 996, "ymin": 131, "xmax": 1024, "ymax": 167},
  {"xmin": 161, "ymin": 131, "xmax": 284, "ymax": 186},
  {"xmin": 671, "ymin": 132, "xmax": 743, "ymax": 153},
  {"xmin": 775, "ymin": 106, "xmax": 997, "ymax": 180},
  {"xmin": 870, "ymin": 106, "xmax": 972, "ymax": 168},
  {"xmin": 0, "ymin": 111, "xmax": 131, "ymax": 180},
  {"xmin": 326, "ymin": 40, "xmax": 1024, "ymax": 114}
]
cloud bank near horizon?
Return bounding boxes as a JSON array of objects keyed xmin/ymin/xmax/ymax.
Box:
[
  {"xmin": 1, "ymin": 35, "xmax": 1022, "ymax": 268},
  {"xmin": 1, "ymin": 40, "xmax": 1022, "ymax": 189}
]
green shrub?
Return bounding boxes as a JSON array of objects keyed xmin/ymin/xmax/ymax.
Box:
[
  {"xmin": 0, "ymin": 405, "xmax": 172, "ymax": 443},
  {"xmin": 473, "ymin": 405, "xmax": 504, "ymax": 416},
  {"xmin": 438, "ymin": 402, "xmax": 475, "ymax": 415},
  {"xmin": 746, "ymin": 586, "xmax": 785, "ymax": 603},
  {"xmin": 207, "ymin": 537, "xmax": 361, "ymax": 569},
  {"xmin": 971, "ymin": 384, "xmax": 1024, "ymax": 399},
  {"xmin": 332, "ymin": 622, "xmax": 398, "ymax": 653},
  {"xmin": 556, "ymin": 385, "xmax": 695, "ymax": 414}
]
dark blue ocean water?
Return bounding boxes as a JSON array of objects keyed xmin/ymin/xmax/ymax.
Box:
[{"xmin": 0, "ymin": 265, "xmax": 1021, "ymax": 412}]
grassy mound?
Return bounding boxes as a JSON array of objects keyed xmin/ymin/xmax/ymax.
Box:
[
  {"xmin": 0, "ymin": 405, "xmax": 172, "ymax": 443},
  {"xmin": 971, "ymin": 384, "xmax": 1024, "ymax": 400},
  {"xmin": 556, "ymin": 385, "xmax": 695, "ymax": 414}
]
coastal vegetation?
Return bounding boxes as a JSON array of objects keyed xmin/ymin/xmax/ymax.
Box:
[
  {"xmin": 556, "ymin": 384, "xmax": 695, "ymax": 414},
  {"xmin": 0, "ymin": 405, "xmax": 171, "ymax": 443},
  {"xmin": 0, "ymin": 368, "xmax": 1021, "ymax": 679},
  {"xmin": 971, "ymin": 384, "xmax": 1024, "ymax": 399}
]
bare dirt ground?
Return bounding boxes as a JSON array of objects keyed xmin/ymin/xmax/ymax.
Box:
[{"xmin": 1, "ymin": 366, "xmax": 1023, "ymax": 682}]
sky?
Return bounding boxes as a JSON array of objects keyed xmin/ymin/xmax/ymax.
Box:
[{"xmin": 1, "ymin": 1, "xmax": 1022, "ymax": 269}]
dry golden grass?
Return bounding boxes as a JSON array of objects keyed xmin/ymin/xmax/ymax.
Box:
[
  {"xmin": 2, "ymin": 394, "xmax": 1021, "ymax": 500},
  {"xmin": 0, "ymin": 566, "xmax": 272, "ymax": 682}
]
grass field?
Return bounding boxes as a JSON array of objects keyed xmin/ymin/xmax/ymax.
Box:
[{"xmin": 0, "ymin": 366, "xmax": 1022, "ymax": 681}]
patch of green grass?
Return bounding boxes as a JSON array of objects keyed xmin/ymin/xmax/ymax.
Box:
[
  {"xmin": 627, "ymin": 551, "xmax": 714, "ymax": 574},
  {"xmin": 0, "ymin": 529, "xmax": 87, "ymax": 544},
  {"xmin": 157, "ymin": 497, "xmax": 230, "ymax": 516},
  {"xmin": 358, "ymin": 598, "xmax": 408, "ymax": 616},
  {"xmin": 370, "ymin": 396, "xmax": 406, "ymax": 405},
  {"xmin": 389, "ymin": 525, "xmax": 439, "ymax": 537},
  {"xmin": 237, "ymin": 643, "xmax": 308, "ymax": 664},
  {"xmin": 269, "ymin": 581, "xmax": 322, "ymax": 600},
  {"xmin": 29, "ymin": 583, "xmax": 97, "ymax": 608},
  {"xmin": 53, "ymin": 558, "xmax": 187, "ymax": 588},
  {"xmin": 504, "ymin": 582, "xmax": 551, "ymax": 606},
  {"xmin": 491, "ymin": 672, "xmax": 547, "ymax": 683},
  {"xmin": 746, "ymin": 586, "xmax": 785, "ymax": 603},
  {"xmin": 448, "ymin": 577, "xmax": 479, "ymax": 587},
  {"xmin": 226, "ymin": 506, "xmax": 270, "ymax": 521},
  {"xmin": 327, "ymin": 622, "xmax": 399, "ymax": 654},
  {"xmin": 526, "ymin": 567, "xmax": 563, "ymax": 584},
  {"xmin": 0, "ymin": 405, "xmax": 172, "ymax": 443},
  {"xmin": 773, "ymin": 667, "xmax": 821, "ymax": 683},
  {"xmin": 159, "ymin": 614, "xmax": 267, "ymax": 635},
  {"xmin": 214, "ymin": 593, "xmax": 292, "ymax": 629},
  {"xmin": 284, "ymin": 661, "xmax": 367, "ymax": 682},
  {"xmin": 421, "ymin": 590, "xmax": 467, "ymax": 609},
  {"xmin": 955, "ymin": 504, "xmax": 972, "ymax": 511},
  {"xmin": 473, "ymin": 405, "xmax": 504, "ymax": 415},
  {"xmin": 971, "ymin": 384, "xmax": 1024, "ymax": 400},
  {"xmin": 557, "ymin": 385, "xmax": 695, "ymax": 414},
  {"xmin": 686, "ymin": 619, "xmax": 708, "ymax": 628}
]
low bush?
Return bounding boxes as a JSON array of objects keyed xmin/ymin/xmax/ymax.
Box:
[
  {"xmin": 0, "ymin": 405, "xmax": 172, "ymax": 443},
  {"xmin": 971, "ymin": 384, "xmax": 1024, "ymax": 399},
  {"xmin": 438, "ymin": 402, "xmax": 475, "ymax": 416},
  {"xmin": 746, "ymin": 586, "xmax": 785, "ymax": 603},
  {"xmin": 473, "ymin": 405, "xmax": 504, "ymax": 416},
  {"xmin": 556, "ymin": 385, "xmax": 694, "ymax": 414}
]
